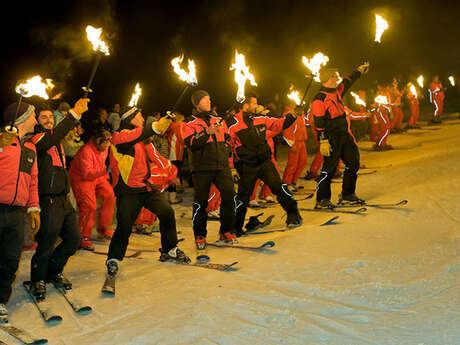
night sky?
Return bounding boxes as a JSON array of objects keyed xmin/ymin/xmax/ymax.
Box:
[{"xmin": 1, "ymin": 0, "xmax": 459, "ymax": 116}]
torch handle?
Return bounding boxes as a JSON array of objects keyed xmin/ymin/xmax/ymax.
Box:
[
  {"xmin": 9, "ymin": 95, "xmax": 23, "ymax": 131},
  {"xmin": 171, "ymin": 84, "xmax": 190, "ymax": 113},
  {"xmin": 83, "ymin": 53, "xmax": 102, "ymax": 98},
  {"xmin": 300, "ymin": 75, "xmax": 314, "ymax": 107}
]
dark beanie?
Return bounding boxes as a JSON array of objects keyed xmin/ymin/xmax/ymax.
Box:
[
  {"xmin": 2, "ymin": 102, "xmax": 35, "ymax": 127},
  {"xmin": 191, "ymin": 90, "xmax": 210, "ymax": 108}
]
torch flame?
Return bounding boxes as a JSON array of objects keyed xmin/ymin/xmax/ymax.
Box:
[
  {"xmin": 417, "ymin": 75, "xmax": 424, "ymax": 88},
  {"xmin": 302, "ymin": 53, "xmax": 329, "ymax": 82},
  {"xmin": 230, "ymin": 50, "xmax": 258, "ymax": 103},
  {"xmin": 408, "ymin": 84, "xmax": 417, "ymax": 98},
  {"xmin": 374, "ymin": 95, "xmax": 389, "ymax": 105},
  {"xmin": 287, "ymin": 89, "xmax": 301, "ymax": 106},
  {"xmin": 171, "ymin": 55, "xmax": 198, "ymax": 86},
  {"xmin": 86, "ymin": 25, "xmax": 110, "ymax": 55},
  {"xmin": 351, "ymin": 92, "xmax": 366, "ymax": 107},
  {"xmin": 375, "ymin": 14, "xmax": 389, "ymax": 43},
  {"xmin": 15, "ymin": 75, "xmax": 55, "ymax": 99},
  {"xmin": 128, "ymin": 83, "xmax": 142, "ymax": 107},
  {"xmin": 449, "ymin": 76, "xmax": 455, "ymax": 86}
]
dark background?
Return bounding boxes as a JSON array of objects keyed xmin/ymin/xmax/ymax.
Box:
[{"xmin": 1, "ymin": 0, "xmax": 459, "ymax": 115}]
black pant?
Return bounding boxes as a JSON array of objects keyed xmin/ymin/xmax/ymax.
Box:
[
  {"xmin": 191, "ymin": 169, "xmax": 236, "ymax": 237},
  {"xmin": 316, "ymin": 132, "xmax": 360, "ymax": 201},
  {"xmin": 31, "ymin": 195, "xmax": 80, "ymax": 283},
  {"xmin": 108, "ymin": 188, "xmax": 178, "ymax": 261},
  {"xmin": 235, "ymin": 160, "xmax": 298, "ymax": 231},
  {"xmin": 0, "ymin": 205, "xmax": 24, "ymax": 304}
]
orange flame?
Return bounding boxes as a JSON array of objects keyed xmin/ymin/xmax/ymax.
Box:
[
  {"xmin": 171, "ymin": 55, "xmax": 198, "ymax": 86},
  {"xmin": 86, "ymin": 25, "xmax": 110, "ymax": 55},
  {"xmin": 128, "ymin": 83, "xmax": 142, "ymax": 107},
  {"xmin": 374, "ymin": 95, "xmax": 389, "ymax": 105},
  {"xmin": 351, "ymin": 92, "xmax": 366, "ymax": 107},
  {"xmin": 375, "ymin": 14, "xmax": 389, "ymax": 43},
  {"xmin": 15, "ymin": 75, "xmax": 55, "ymax": 99},
  {"xmin": 449, "ymin": 76, "xmax": 455, "ymax": 86},
  {"xmin": 302, "ymin": 53, "xmax": 329, "ymax": 82},
  {"xmin": 408, "ymin": 84, "xmax": 418, "ymax": 98},
  {"xmin": 230, "ymin": 50, "xmax": 258, "ymax": 103},
  {"xmin": 287, "ymin": 89, "xmax": 301, "ymax": 105},
  {"xmin": 417, "ymin": 75, "xmax": 424, "ymax": 88}
]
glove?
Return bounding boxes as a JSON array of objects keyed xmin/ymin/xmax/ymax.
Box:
[
  {"xmin": 319, "ymin": 139, "xmax": 332, "ymax": 157},
  {"xmin": 357, "ymin": 61, "xmax": 370, "ymax": 75},
  {"xmin": 153, "ymin": 116, "xmax": 172, "ymax": 135},
  {"xmin": 72, "ymin": 98, "xmax": 90, "ymax": 117},
  {"xmin": 0, "ymin": 130, "xmax": 18, "ymax": 148},
  {"xmin": 28, "ymin": 211, "xmax": 41, "ymax": 235}
]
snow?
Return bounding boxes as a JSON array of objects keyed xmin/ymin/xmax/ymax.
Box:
[{"xmin": 4, "ymin": 117, "xmax": 460, "ymax": 345}]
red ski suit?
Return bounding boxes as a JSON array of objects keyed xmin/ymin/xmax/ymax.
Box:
[
  {"xmin": 370, "ymin": 103, "xmax": 391, "ymax": 147},
  {"xmin": 390, "ymin": 86, "xmax": 405, "ymax": 130},
  {"xmin": 282, "ymin": 114, "xmax": 308, "ymax": 185},
  {"xmin": 429, "ymin": 82, "xmax": 445, "ymax": 118},
  {"xmin": 69, "ymin": 141, "xmax": 115, "ymax": 239},
  {"xmin": 407, "ymin": 92, "xmax": 420, "ymax": 126}
]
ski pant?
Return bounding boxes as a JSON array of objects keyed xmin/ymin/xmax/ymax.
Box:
[
  {"xmin": 250, "ymin": 159, "xmax": 279, "ymax": 200},
  {"xmin": 369, "ymin": 114, "xmax": 379, "ymax": 142},
  {"xmin": 71, "ymin": 176, "xmax": 116, "ymax": 240},
  {"xmin": 316, "ymin": 133, "xmax": 360, "ymax": 202},
  {"xmin": 283, "ymin": 141, "xmax": 308, "ymax": 185},
  {"xmin": 235, "ymin": 160, "xmax": 298, "ymax": 232},
  {"xmin": 108, "ymin": 188, "xmax": 178, "ymax": 261},
  {"xmin": 192, "ymin": 169, "xmax": 235, "ymax": 237},
  {"xmin": 408, "ymin": 103, "xmax": 420, "ymax": 126},
  {"xmin": 376, "ymin": 110, "xmax": 391, "ymax": 147},
  {"xmin": 31, "ymin": 195, "xmax": 80, "ymax": 283},
  {"xmin": 206, "ymin": 184, "xmax": 221, "ymax": 212},
  {"xmin": 433, "ymin": 94, "xmax": 444, "ymax": 118},
  {"xmin": 391, "ymin": 106, "xmax": 404, "ymax": 130},
  {"xmin": 0, "ymin": 205, "xmax": 23, "ymax": 304}
]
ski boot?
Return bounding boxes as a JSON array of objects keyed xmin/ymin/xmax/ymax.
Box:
[
  {"xmin": 159, "ymin": 247, "xmax": 191, "ymax": 264},
  {"xmin": 235, "ymin": 228, "xmax": 245, "ymax": 238},
  {"xmin": 30, "ymin": 280, "xmax": 46, "ymax": 301},
  {"xmin": 286, "ymin": 211, "xmax": 303, "ymax": 229},
  {"xmin": 98, "ymin": 227, "xmax": 113, "ymax": 239},
  {"xmin": 0, "ymin": 303, "xmax": 8, "ymax": 323},
  {"xmin": 106, "ymin": 258, "xmax": 120, "ymax": 278},
  {"xmin": 47, "ymin": 273, "xmax": 72, "ymax": 290},
  {"xmin": 338, "ymin": 193, "xmax": 365, "ymax": 206},
  {"xmin": 315, "ymin": 199, "xmax": 335, "ymax": 209},
  {"xmin": 80, "ymin": 238, "xmax": 95, "ymax": 251},
  {"xmin": 219, "ymin": 232, "xmax": 238, "ymax": 245},
  {"xmin": 195, "ymin": 236, "xmax": 207, "ymax": 250}
]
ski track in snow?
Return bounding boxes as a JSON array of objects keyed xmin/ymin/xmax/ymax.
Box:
[{"xmin": 2, "ymin": 117, "xmax": 460, "ymax": 345}]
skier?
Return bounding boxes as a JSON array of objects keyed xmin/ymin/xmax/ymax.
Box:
[
  {"xmin": 311, "ymin": 62, "xmax": 370, "ymax": 208},
  {"xmin": 429, "ymin": 75, "xmax": 445, "ymax": 123},
  {"xmin": 0, "ymin": 102, "xmax": 40, "ymax": 321},
  {"xmin": 182, "ymin": 90, "xmax": 237, "ymax": 250}
]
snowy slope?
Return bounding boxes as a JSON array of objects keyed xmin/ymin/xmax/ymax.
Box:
[{"xmin": 3, "ymin": 118, "xmax": 460, "ymax": 345}]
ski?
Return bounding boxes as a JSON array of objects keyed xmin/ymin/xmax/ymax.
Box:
[
  {"xmin": 244, "ymin": 216, "xmax": 340, "ymax": 235},
  {"xmin": 51, "ymin": 284, "xmax": 92, "ymax": 314},
  {"xmin": 0, "ymin": 324, "xmax": 48, "ymax": 344},
  {"xmin": 338, "ymin": 199, "xmax": 408, "ymax": 208},
  {"xmin": 208, "ymin": 241, "xmax": 275, "ymax": 250},
  {"xmin": 101, "ymin": 275, "xmax": 116, "ymax": 296},
  {"xmin": 188, "ymin": 261, "xmax": 238, "ymax": 271},
  {"xmin": 91, "ymin": 250, "xmax": 142, "ymax": 258},
  {"xmin": 22, "ymin": 282, "xmax": 62, "ymax": 323},
  {"xmin": 300, "ymin": 207, "xmax": 367, "ymax": 215}
]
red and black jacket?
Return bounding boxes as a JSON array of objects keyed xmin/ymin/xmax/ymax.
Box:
[
  {"xmin": 311, "ymin": 70, "xmax": 361, "ymax": 140},
  {"xmin": 182, "ymin": 111, "xmax": 231, "ymax": 172},
  {"xmin": 228, "ymin": 111, "xmax": 295, "ymax": 165},
  {"xmin": 30, "ymin": 113, "xmax": 80, "ymax": 197}
]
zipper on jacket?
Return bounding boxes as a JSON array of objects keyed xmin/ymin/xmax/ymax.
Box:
[{"xmin": 11, "ymin": 143, "xmax": 22, "ymax": 205}]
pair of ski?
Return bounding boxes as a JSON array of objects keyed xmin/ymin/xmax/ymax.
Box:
[
  {"xmin": 22, "ymin": 281, "xmax": 92, "ymax": 324},
  {"xmin": 300, "ymin": 199, "xmax": 407, "ymax": 215},
  {"xmin": 0, "ymin": 323, "xmax": 47, "ymax": 345}
]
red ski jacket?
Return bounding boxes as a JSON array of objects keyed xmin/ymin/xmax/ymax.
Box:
[
  {"xmin": 69, "ymin": 140, "xmax": 109, "ymax": 182},
  {"xmin": 0, "ymin": 137, "xmax": 39, "ymax": 211}
]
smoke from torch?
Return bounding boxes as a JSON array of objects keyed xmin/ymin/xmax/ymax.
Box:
[
  {"xmin": 128, "ymin": 83, "xmax": 142, "ymax": 107},
  {"xmin": 375, "ymin": 14, "xmax": 389, "ymax": 43},
  {"xmin": 230, "ymin": 50, "xmax": 257, "ymax": 103}
]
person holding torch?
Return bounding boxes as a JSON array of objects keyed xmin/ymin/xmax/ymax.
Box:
[
  {"xmin": 312, "ymin": 62, "xmax": 370, "ymax": 208},
  {"xmin": 0, "ymin": 102, "xmax": 40, "ymax": 321}
]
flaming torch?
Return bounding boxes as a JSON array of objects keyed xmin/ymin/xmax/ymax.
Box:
[
  {"xmin": 374, "ymin": 14, "xmax": 389, "ymax": 43},
  {"xmin": 300, "ymin": 52, "xmax": 329, "ymax": 105},
  {"xmin": 128, "ymin": 83, "xmax": 142, "ymax": 107},
  {"xmin": 449, "ymin": 76, "xmax": 455, "ymax": 87},
  {"xmin": 10, "ymin": 75, "xmax": 55, "ymax": 130},
  {"xmin": 351, "ymin": 91, "xmax": 366, "ymax": 108},
  {"xmin": 230, "ymin": 50, "xmax": 257, "ymax": 103},
  {"xmin": 82, "ymin": 25, "xmax": 110, "ymax": 97},
  {"xmin": 375, "ymin": 95, "xmax": 389, "ymax": 105},
  {"xmin": 409, "ymin": 84, "xmax": 418, "ymax": 98},
  {"xmin": 170, "ymin": 54, "xmax": 198, "ymax": 113},
  {"xmin": 417, "ymin": 75, "xmax": 424, "ymax": 88},
  {"xmin": 287, "ymin": 89, "xmax": 301, "ymax": 106}
]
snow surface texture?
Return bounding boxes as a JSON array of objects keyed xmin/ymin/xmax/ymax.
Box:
[{"xmin": 4, "ymin": 118, "xmax": 460, "ymax": 345}]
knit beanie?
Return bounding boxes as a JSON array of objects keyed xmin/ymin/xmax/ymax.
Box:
[
  {"xmin": 2, "ymin": 102, "xmax": 35, "ymax": 127},
  {"xmin": 191, "ymin": 90, "xmax": 210, "ymax": 108}
]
